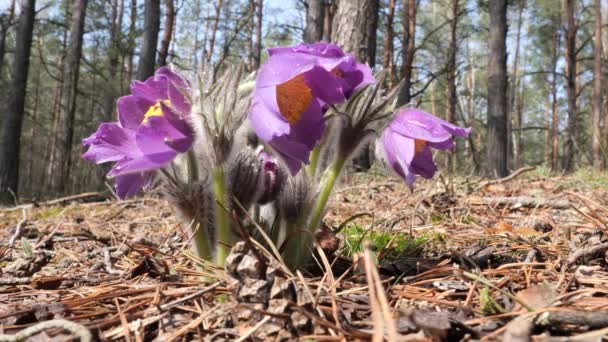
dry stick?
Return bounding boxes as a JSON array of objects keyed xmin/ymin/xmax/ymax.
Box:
[
  {"xmin": 476, "ymin": 166, "xmax": 536, "ymax": 189},
  {"xmin": 0, "ymin": 319, "xmax": 92, "ymax": 342},
  {"xmin": 315, "ymin": 245, "xmax": 342, "ymax": 335},
  {"xmin": 235, "ymin": 316, "xmax": 271, "ymax": 342},
  {"xmin": 567, "ymin": 242, "xmax": 608, "ymax": 266},
  {"xmin": 364, "ymin": 246, "xmax": 399, "ymax": 342},
  {"xmin": 464, "ymin": 196, "xmax": 571, "ymax": 209},
  {"xmin": 7, "ymin": 208, "xmax": 27, "ymax": 247}
]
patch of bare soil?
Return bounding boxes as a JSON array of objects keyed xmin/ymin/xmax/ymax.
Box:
[{"xmin": 1, "ymin": 170, "xmax": 608, "ymax": 341}]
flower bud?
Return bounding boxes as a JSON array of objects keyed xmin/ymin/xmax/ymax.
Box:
[
  {"xmin": 227, "ymin": 147, "xmax": 264, "ymax": 210},
  {"xmin": 278, "ymin": 172, "xmax": 309, "ymax": 222},
  {"xmin": 257, "ymin": 151, "xmax": 286, "ymax": 204}
]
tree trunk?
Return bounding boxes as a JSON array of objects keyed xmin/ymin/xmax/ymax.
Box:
[
  {"xmin": 158, "ymin": 0, "xmax": 174, "ymax": 66},
  {"xmin": 486, "ymin": 0, "xmax": 508, "ymax": 178},
  {"xmin": 303, "ymin": 0, "xmax": 324, "ymax": 43},
  {"xmin": 103, "ymin": 0, "xmax": 120, "ymax": 122},
  {"xmin": 550, "ymin": 25, "xmax": 560, "ymax": 171},
  {"xmin": 445, "ymin": 0, "xmax": 459, "ymax": 174},
  {"xmin": 207, "ymin": 0, "xmax": 223, "ymax": 64},
  {"xmin": 563, "ymin": 0, "xmax": 577, "ymax": 172},
  {"xmin": 331, "ymin": 0, "xmax": 379, "ymax": 170},
  {"xmin": 382, "ymin": 0, "xmax": 395, "ymax": 88},
  {"xmin": 0, "ymin": 0, "xmax": 16, "ymax": 75},
  {"xmin": 247, "ymin": 0, "xmax": 254, "ymax": 70},
  {"xmin": 253, "ymin": 0, "xmax": 262, "ymax": 69},
  {"xmin": 396, "ymin": 0, "xmax": 416, "ymax": 106},
  {"xmin": 125, "ymin": 0, "xmax": 137, "ymax": 84},
  {"xmin": 47, "ymin": 0, "xmax": 88, "ymax": 196},
  {"xmin": 508, "ymin": 0, "xmax": 524, "ymax": 169},
  {"xmin": 592, "ymin": 0, "xmax": 602, "ymax": 168},
  {"xmin": 136, "ymin": 0, "xmax": 160, "ymax": 81},
  {"xmin": 322, "ymin": 1, "xmax": 335, "ymax": 42},
  {"xmin": 0, "ymin": 0, "xmax": 35, "ymax": 205},
  {"xmin": 25, "ymin": 61, "xmax": 41, "ymax": 197}
]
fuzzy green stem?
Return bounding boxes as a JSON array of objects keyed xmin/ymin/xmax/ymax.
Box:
[
  {"xmin": 212, "ymin": 167, "xmax": 235, "ymax": 266},
  {"xmin": 190, "ymin": 220, "xmax": 212, "ymax": 261},
  {"xmin": 307, "ymin": 155, "xmax": 347, "ymax": 232},
  {"xmin": 187, "ymin": 149, "xmax": 199, "ymax": 184},
  {"xmin": 307, "ymin": 145, "xmax": 321, "ymax": 179}
]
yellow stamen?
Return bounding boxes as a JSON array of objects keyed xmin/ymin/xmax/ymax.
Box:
[
  {"xmin": 142, "ymin": 100, "xmax": 171, "ymax": 123},
  {"xmin": 276, "ymin": 74, "xmax": 313, "ymax": 125}
]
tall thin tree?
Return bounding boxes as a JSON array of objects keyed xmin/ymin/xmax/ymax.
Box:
[
  {"xmin": 592, "ymin": 0, "xmax": 602, "ymax": 168},
  {"xmin": 47, "ymin": 0, "xmax": 88, "ymax": 195},
  {"xmin": 158, "ymin": 0, "xmax": 175, "ymax": 66},
  {"xmin": 397, "ymin": 0, "xmax": 416, "ymax": 106},
  {"xmin": 303, "ymin": 0, "xmax": 324, "ymax": 43},
  {"xmin": 137, "ymin": 0, "xmax": 161, "ymax": 81},
  {"xmin": 486, "ymin": 0, "xmax": 508, "ymax": 178},
  {"xmin": 0, "ymin": 0, "xmax": 16, "ymax": 75},
  {"xmin": 253, "ymin": 0, "xmax": 263, "ymax": 69},
  {"xmin": 0, "ymin": 0, "xmax": 36, "ymax": 205},
  {"xmin": 445, "ymin": 0, "xmax": 459, "ymax": 173},
  {"xmin": 382, "ymin": 0, "xmax": 396, "ymax": 88},
  {"xmin": 563, "ymin": 0, "xmax": 577, "ymax": 172}
]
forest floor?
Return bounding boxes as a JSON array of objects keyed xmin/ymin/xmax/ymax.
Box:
[{"xmin": 1, "ymin": 168, "xmax": 608, "ymax": 341}]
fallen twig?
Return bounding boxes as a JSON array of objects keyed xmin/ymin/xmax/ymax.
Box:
[
  {"xmin": 477, "ymin": 166, "xmax": 536, "ymax": 189},
  {"xmin": 7, "ymin": 209, "xmax": 27, "ymax": 247},
  {"xmin": 567, "ymin": 242, "xmax": 608, "ymax": 266},
  {"xmin": 0, "ymin": 319, "xmax": 92, "ymax": 342},
  {"xmin": 464, "ymin": 196, "xmax": 571, "ymax": 209}
]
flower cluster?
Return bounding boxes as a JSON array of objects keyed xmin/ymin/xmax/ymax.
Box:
[{"xmin": 82, "ymin": 43, "xmax": 470, "ymax": 269}]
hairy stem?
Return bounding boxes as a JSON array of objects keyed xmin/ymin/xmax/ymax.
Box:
[
  {"xmin": 308, "ymin": 154, "xmax": 347, "ymax": 231},
  {"xmin": 212, "ymin": 167, "xmax": 235, "ymax": 266}
]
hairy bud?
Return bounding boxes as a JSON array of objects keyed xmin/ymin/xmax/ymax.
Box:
[
  {"xmin": 278, "ymin": 172, "xmax": 309, "ymax": 222},
  {"xmin": 227, "ymin": 147, "xmax": 264, "ymax": 210},
  {"xmin": 257, "ymin": 151, "xmax": 286, "ymax": 204}
]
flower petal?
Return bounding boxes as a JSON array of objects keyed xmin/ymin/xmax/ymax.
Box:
[
  {"xmin": 117, "ymin": 95, "xmax": 154, "ymax": 129},
  {"xmin": 114, "ymin": 172, "xmax": 148, "ymax": 199},
  {"xmin": 82, "ymin": 123, "xmax": 141, "ymax": 164}
]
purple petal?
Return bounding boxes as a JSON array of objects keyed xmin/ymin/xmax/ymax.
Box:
[
  {"xmin": 304, "ymin": 65, "xmax": 346, "ymax": 104},
  {"xmin": 155, "ymin": 66, "xmax": 190, "ymax": 89},
  {"xmin": 82, "ymin": 123, "xmax": 141, "ymax": 164},
  {"xmin": 114, "ymin": 172, "xmax": 147, "ymax": 199},
  {"xmin": 117, "ymin": 95, "xmax": 154, "ymax": 129},
  {"xmin": 428, "ymin": 138, "xmax": 455, "ymax": 150},
  {"xmin": 409, "ymin": 144, "xmax": 437, "ymax": 179},
  {"xmin": 390, "ymin": 108, "xmax": 471, "ymax": 143},
  {"xmin": 107, "ymin": 150, "xmax": 176, "ymax": 178}
]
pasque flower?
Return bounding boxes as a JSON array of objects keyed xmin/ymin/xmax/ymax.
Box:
[
  {"xmin": 249, "ymin": 42, "xmax": 374, "ymax": 174},
  {"xmin": 380, "ymin": 108, "xmax": 471, "ymax": 188},
  {"xmin": 82, "ymin": 67, "xmax": 194, "ymax": 198}
]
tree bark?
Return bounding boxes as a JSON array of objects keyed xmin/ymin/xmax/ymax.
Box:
[
  {"xmin": 396, "ymin": 0, "xmax": 416, "ymax": 106},
  {"xmin": 322, "ymin": 1, "xmax": 335, "ymax": 42},
  {"xmin": 445, "ymin": 0, "xmax": 459, "ymax": 174},
  {"xmin": 508, "ymin": 0, "xmax": 524, "ymax": 169},
  {"xmin": 247, "ymin": 0, "xmax": 254, "ymax": 70},
  {"xmin": 0, "ymin": 0, "xmax": 16, "ymax": 75},
  {"xmin": 563, "ymin": 0, "xmax": 577, "ymax": 172},
  {"xmin": 550, "ymin": 25, "xmax": 560, "ymax": 171},
  {"xmin": 253, "ymin": 0, "xmax": 263, "ymax": 69},
  {"xmin": 382, "ymin": 0, "xmax": 395, "ymax": 88},
  {"xmin": 136, "ymin": 0, "xmax": 160, "ymax": 81},
  {"xmin": 158, "ymin": 0, "xmax": 174, "ymax": 66},
  {"xmin": 303, "ymin": 0, "xmax": 324, "ymax": 43},
  {"xmin": 103, "ymin": 0, "xmax": 120, "ymax": 122},
  {"xmin": 47, "ymin": 0, "xmax": 88, "ymax": 196},
  {"xmin": 486, "ymin": 0, "xmax": 508, "ymax": 178},
  {"xmin": 592, "ymin": 0, "xmax": 602, "ymax": 168},
  {"xmin": 207, "ymin": 0, "xmax": 224, "ymax": 64},
  {"xmin": 0, "ymin": 0, "xmax": 35, "ymax": 205},
  {"xmin": 125, "ymin": 0, "xmax": 137, "ymax": 84}
]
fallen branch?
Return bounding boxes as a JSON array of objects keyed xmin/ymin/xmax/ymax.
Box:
[
  {"xmin": 7, "ymin": 209, "xmax": 27, "ymax": 247},
  {"xmin": 535, "ymin": 311, "xmax": 608, "ymax": 330},
  {"xmin": 477, "ymin": 166, "xmax": 536, "ymax": 189},
  {"xmin": 0, "ymin": 319, "xmax": 92, "ymax": 342},
  {"xmin": 464, "ymin": 196, "xmax": 571, "ymax": 209},
  {"xmin": 567, "ymin": 242, "xmax": 608, "ymax": 266}
]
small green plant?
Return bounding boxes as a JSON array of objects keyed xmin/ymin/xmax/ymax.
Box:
[{"xmin": 340, "ymin": 224, "xmax": 428, "ymax": 259}]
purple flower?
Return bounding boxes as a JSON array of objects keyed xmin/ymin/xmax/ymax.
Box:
[
  {"xmin": 380, "ymin": 108, "xmax": 471, "ymax": 188},
  {"xmin": 256, "ymin": 150, "xmax": 285, "ymax": 204},
  {"xmin": 249, "ymin": 42, "xmax": 374, "ymax": 174},
  {"xmin": 82, "ymin": 67, "xmax": 193, "ymax": 199}
]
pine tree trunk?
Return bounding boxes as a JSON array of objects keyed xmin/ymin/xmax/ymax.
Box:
[
  {"xmin": 322, "ymin": 1, "xmax": 335, "ymax": 42},
  {"xmin": 486, "ymin": 0, "xmax": 508, "ymax": 178},
  {"xmin": 48, "ymin": 0, "xmax": 88, "ymax": 196},
  {"xmin": 397, "ymin": 0, "xmax": 416, "ymax": 106},
  {"xmin": 136, "ymin": 0, "xmax": 160, "ymax": 81},
  {"xmin": 103, "ymin": 0, "xmax": 120, "ymax": 122},
  {"xmin": 592, "ymin": 0, "xmax": 602, "ymax": 168},
  {"xmin": 0, "ymin": 0, "xmax": 36, "ymax": 205},
  {"xmin": 247, "ymin": 0, "xmax": 254, "ymax": 71},
  {"xmin": 508, "ymin": 0, "xmax": 524, "ymax": 169},
  {"xmin": 303, "ymin": 0, "xmax": 324, "ymax": 43},
  {"xmin": 253, "ymin": 0, "xmax": 262, "ymax": 69},
  {"xmin": 25, "ymin": 62, "xmax": 41, "ymax": 197},
  {"xmin": 158, "ymin": 0, "xmax": 174, "ymax": 66},
  {"xmin": 331, "ymin": 0, "xmax": 379, "ymax": 170},
  {"xmin": 126, "ymin": 0, "xmax": 136, "ymax": 84},
  {"xmin": 445, "ymin": 0, "xmax": 459, "ymax": 174},
  {"xmin": 563, "ymin": 0, "xmax": 577, "ymax": 172},
  {"xmin": 0, "ymin": 0, "xmax": 16, "ymax": 75},
  {"xmin": 550, "ymin": 21, "xmax": 560, "ymax": 171},
  {"xmin": 382, "ymin": 0, "xmax": 395, "ymax": 88}
]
